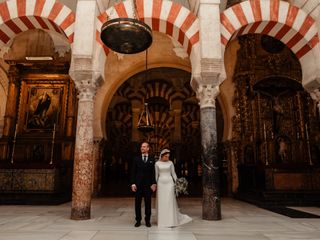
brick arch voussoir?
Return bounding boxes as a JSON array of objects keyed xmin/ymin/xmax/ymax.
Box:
[
  {"xmin": 220, "ymin": 0, "xmax": 319, "ymax": 60},
  {"xmin": 0, "ymin": 0, "xmax": 75, "ymax": 47}
]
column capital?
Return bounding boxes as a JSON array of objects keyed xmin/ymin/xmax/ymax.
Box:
[
  {"xmin": 70, "ymin": 66, "xmax": 102, "ymax": 102},
  {"xmin": 196, "ymin": 84, "xmax": 220, "ymax": 108},
  {"xmin": 75, "ymin": 80, "xmax": 97, "ymax": 102}
]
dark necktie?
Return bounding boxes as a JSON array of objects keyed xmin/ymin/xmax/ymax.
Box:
[{"xmin": 143, "ymin": 155, "xmax": 147, "ymax": 163}]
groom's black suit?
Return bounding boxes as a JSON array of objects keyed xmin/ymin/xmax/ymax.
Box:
[{"xmin": 130, "ymin": 154, "xmax": 156, "ymax": 224}]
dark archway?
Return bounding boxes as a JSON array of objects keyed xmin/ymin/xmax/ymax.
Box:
[{"xmin": 100, "ymin": 67, "xmax": 224, "ymax": 196}]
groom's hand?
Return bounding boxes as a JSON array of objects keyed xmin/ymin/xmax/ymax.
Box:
[
  {"xmin": 151, "ymin": 184, "xmax": 156, "ymax": 192},
  {"xmin": 131, "ymin": 184, "xmax": 137, "ymax": 192}
]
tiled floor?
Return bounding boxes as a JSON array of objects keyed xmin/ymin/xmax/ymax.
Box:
[{"xmin": 0, "ymin": 197, "xmax": 319, "ymax": 240}]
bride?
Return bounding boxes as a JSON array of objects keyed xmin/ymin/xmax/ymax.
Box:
[{"xmin": 155, "ymin": 148, "xmax": 192, "ymax": 227}]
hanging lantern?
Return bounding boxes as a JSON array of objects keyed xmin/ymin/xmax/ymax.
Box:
[
  {"xmin": 100, "ymin": 0, "xmax": 152, "ymax": 54},
  {"xmin": 137, "ymin": 103, "xmax": 154, "ymax": 133}
]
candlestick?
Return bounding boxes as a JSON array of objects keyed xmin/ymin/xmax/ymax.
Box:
[
  {"xmin": 263, "ymin": 122, "xmax": 268, "ymax": 165},
  {"xmin": 13, "ymin": 123, "xmax": 17, "ymax": 139},
  {"xmin": 50, "ymin": 124, "xmax": 56, "ymax": 165},
  {"xmin": 305, "ymin": 123, "xmax": 313, "ymax": 165},
  {"xmin": 11, "ymin": 123, "xmax": 18, "ymax": 164}
]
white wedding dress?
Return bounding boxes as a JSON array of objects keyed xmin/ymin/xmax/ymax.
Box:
[{"xmin": 155, "ymin": 160, "xmax": 192, "ymax": 227}]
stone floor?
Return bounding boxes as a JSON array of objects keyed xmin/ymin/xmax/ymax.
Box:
[{"xmin": 0, "ymin": 197, "xmax": 320, "ymax": 240}]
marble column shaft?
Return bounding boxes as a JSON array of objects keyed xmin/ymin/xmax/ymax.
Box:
[
  {"xmin": 92, "ymin": 139, "xmax": 103, "ymax": 197},
  {"xmin": 197, "ymin": 84, "xmax": 221, "ymax": 220},
  {"xmin": 71, "ymin": 89, "xmax": 95, "ymax": 220},
  {"xmin": 200, "ymin": 107, "xmax": 221, "ymax": 220}
]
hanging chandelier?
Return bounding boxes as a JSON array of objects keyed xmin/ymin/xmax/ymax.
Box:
[{"xmin": 100, "ymin": 0, "xmax": 153, "ymax": 54}]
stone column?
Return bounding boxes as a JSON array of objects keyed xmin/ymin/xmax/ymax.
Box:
[
  {"xmin": 172, "ymin": 100, "xmax": 182, "ymax": 174},
  {"xmin": 196, "ymin": 83, "xmax": 221, "ymax": 220},
  {"xmin": 71, "ymin": 81, "xmax": 96, "ymax": 220},
  {"xmin": 172, "ymin": 100, "xmax": 182, "ymax": 143},
  {"xmin": 69, "ymin": 0, "xmax": 101, "ymax": 219},
  {"xmin": 92, "ymin": 138, "xmax": 103, "ymax": 196},
  {"xmin": 194, "ymin": 0, "xmax": 224, "ymax": 220}
]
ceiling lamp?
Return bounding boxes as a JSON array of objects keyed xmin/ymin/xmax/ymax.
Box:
[
  {"xmin": 100, "ymin": 0, "xmax": 152, "ymax": 54},
  {"xmin": 137, "ymin": 50, "xmax": 154, "ymax": 132}
]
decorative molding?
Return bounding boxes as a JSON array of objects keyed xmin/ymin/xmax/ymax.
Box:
[{"xmin": 196, "ymin": 84, "xmax": 219, "ymax": 108}]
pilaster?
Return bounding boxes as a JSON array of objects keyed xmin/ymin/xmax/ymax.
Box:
[{"xmin": 2, "ymin": 64, "xmax": 20, "ymax": 137}]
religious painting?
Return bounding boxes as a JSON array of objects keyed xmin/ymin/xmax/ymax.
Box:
[{"xmin": 26, "ymin": 87, "xmax": 62, "ymax": 130}]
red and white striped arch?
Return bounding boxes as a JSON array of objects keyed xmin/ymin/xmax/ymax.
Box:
[
  {"xmin": 0, "ymin": 0, "xmax": 75, "ymax": 48},
  {"xmin": 221, "ymin": 0, "xmax": 319, "ymax": 59},
  {"xmin": 95, "ymin": 0, "xmax": 200, "ymax": 74}
]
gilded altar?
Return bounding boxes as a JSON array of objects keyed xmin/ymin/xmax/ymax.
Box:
[
  {"xmin": 226, "ymin": 34, "xmax": 320, "ymax": 197},
  {"xmin": 0, "ymin": 60, "xmax": 76, "ymax": 204}
]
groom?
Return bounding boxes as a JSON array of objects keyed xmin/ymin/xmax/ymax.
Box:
[{"xmin": 130, "ymin": 141, "xmax": 156, "ymax": 227}]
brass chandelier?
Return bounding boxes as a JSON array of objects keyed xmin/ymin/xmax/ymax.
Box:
[{"xmin": 100, "ymin": 0, "xmax": 152, "ymax": 54}]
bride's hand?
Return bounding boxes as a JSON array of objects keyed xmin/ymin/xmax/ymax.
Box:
[{"xmin": 151, "ymin": 184, "xmax": 157, "ymax": 192}]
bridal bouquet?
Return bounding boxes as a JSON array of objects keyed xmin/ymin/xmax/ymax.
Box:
[{"xmin": 175, "ymin": 177, "xmax": 188, "ymax": 196}]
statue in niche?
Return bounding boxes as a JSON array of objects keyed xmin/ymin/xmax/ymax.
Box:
[{"xmin": 276, "ymin": 136, "xmax": 289, "ymax": 163}]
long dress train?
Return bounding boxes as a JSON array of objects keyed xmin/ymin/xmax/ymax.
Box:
[{"xmin": 155, "ymin": 161, "xmax": 192, "ymax": 227}]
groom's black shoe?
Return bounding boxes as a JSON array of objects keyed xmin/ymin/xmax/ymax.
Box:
[
  {"xmin": 134, "ymin": 221, "xmax": 141, "ymax": 227},
  {"xmin": 145, "ymin": 221, "xmax": 151, "ymax": 227}
]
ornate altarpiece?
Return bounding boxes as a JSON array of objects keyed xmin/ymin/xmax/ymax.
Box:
[
  {"xmin": 228, "ymin": 34, "xmax": 320, "ymax": 197},
  {"xmin": 0, "ymin": 62, "xmax": 77, "ymax": 203}
]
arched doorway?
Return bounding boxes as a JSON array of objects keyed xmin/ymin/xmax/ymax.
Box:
[{"xmin": 100, "ymin": 67, "xmax": 225, "ymax": 196}]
